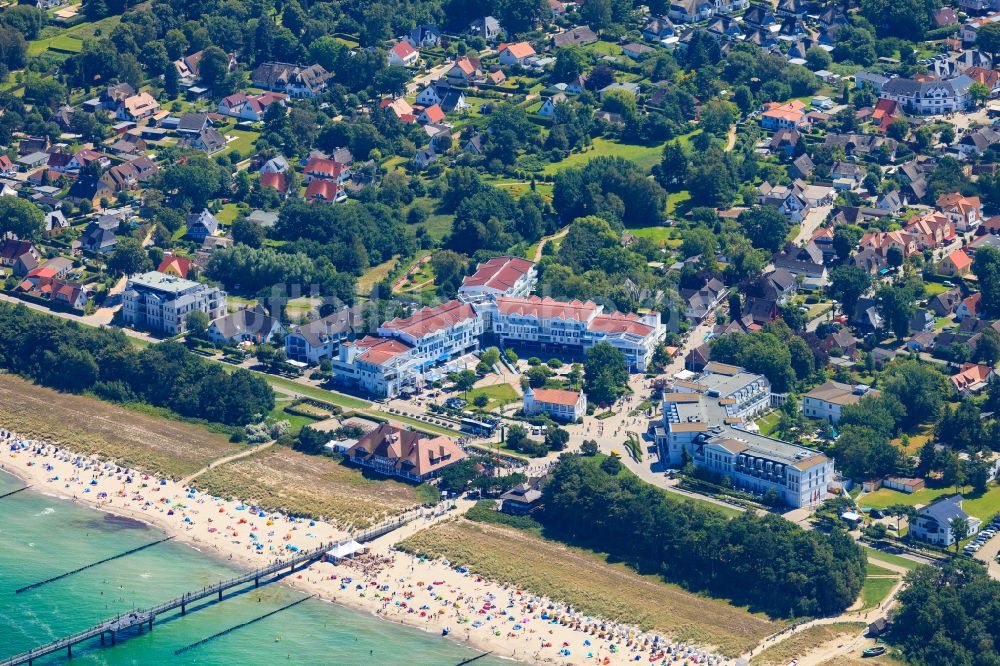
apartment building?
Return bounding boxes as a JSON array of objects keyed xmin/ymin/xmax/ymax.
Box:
[
  {"xmin": 802, "ymin": 382, "xmax": 878, "ymax": 424},
  {"xmin": 457, "ymin": 256, "xmax": 537, "ymax": 300},
  {"xmin": 121, "ymin": 271, "xmax": 227, "ymax": 335},
  {"xmin": 656, "ymin": 364, "xmax": 832, "ymax": 508}
]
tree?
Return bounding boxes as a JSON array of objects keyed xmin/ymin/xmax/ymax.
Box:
[
  {"xmin": 430, "ymin": 250, "xmax": 466, "ymax": 299},
  {"xmin": 107, "ymin": 237, "xmax": 152, "ymax": 276},
  {"xmin": 805, "ymin": 46, "xmax": 832, "ymax": 70},
  {"xmin": 738, "ymin": 206, "xmax": 789, "ymax": 253},
  {"xmin": 968, "ymin": 459, "xmax": 992, "ymax": 495},
  {"xmin": 970, "ymin": 82, "xmax": 991, "ymax": 108},
  {"xmin": 829, "ymin": 266, "xmax": 871, "ymax": 320},
  {"xmin": 949, "ymin": 517, "xmax": 970, "ymax": 555},
  {"xmin": 581, "ymin": 0, "xmax": 612, "ymax": 30},
  {"xmin": 472, "ymin": 394, "xmax": 490, "ymax": 408},
  {"xmin": 0, "ymin": 197, "xmax": 44, "ymax": 240},
  {"xmin": 185, "ymin": 310, "xmax": 210, "ymax": 338},
  {"xmin": 580, "ymin": 440, "xmax": 599, "ymax": 455},
  {"xmin": 552, "ymin": 47, "xmax": 585, "ymax": 82},
  {"xmin": 584, "ymin": 342, "xmax": 629, "ymax": 405},
  {"xmin": 437, "ymin": 459, "xmax": 479, "ymax": 492},
  {"xmin": 978, "ymin": 21, "xmax": 1000, "ymax": 58},
  {"xmin": 451, "ymin": 369, "xmax": 478, "ymax": 395},
  {"xmin": 881, "ymin": 359, "xmax": 949, "ymax": 429},
  {"xmin": 545, "ymin": 427, "xmax": 570, "ymax": 451},
  {"xmin": 975, "ymin": 247, "xmax": 1000, "ymax": 317},
  {"xmin": 832, "ymin": 225, "xmax": 863, "ymax": 259},
  {"xmin": 232, "ymin": 217, "xmax": 265, "ymax": 248},
  {"xmin": 886, "ymin": 117, "xmax": 909, "ymax": 141}
]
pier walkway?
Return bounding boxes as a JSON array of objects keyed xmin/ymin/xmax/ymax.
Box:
[{"xmin": 0, "ymin": 542, "xmax": 331, "ymax": 666}]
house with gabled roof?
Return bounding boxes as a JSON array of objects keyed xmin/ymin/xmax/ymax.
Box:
[
  {"xmin": 345, "ymin": 424, "xmax": 467, "ymax": 482},
  {"xmin": 116, "ymin": 92, "xmax": 159, "ymax": 121},
  {"xmin": 285, "ymin": 306, "xmax": 362, "ymax": 364},
  {"xmin": 387, "ymin": 41, "xmax": 419, "ymax": 67},
  {"xmin": 524, "ymin": 387, "xmax": 587, "ymax": 421},
  {"xmin": 499, "ymin": 42, "xmax": 536, "ymax": 66},
  {"xmin": 208, "ymin": 305, "xmax": 285, "ymax": 345},
  {"xmin": 940, "ymin": 249, "xmax": 974, "ymax": 276},
  {"xmin": 938, "ymin": 192, "xmax": 984, "ymax": 231},
  {"xmin": 912, "ymin": 494, "xmax": 980, "ymax": 546}
]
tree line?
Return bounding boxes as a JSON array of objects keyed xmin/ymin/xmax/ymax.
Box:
[
  {"xmin": 540, "ymin": 454, "xmax": 867, "ymax": 618},
  {"xmin": 0, "ymin": 303, "xmax": 274, "ymax": 426}
]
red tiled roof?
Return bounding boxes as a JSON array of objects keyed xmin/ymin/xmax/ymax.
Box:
[
  {"xmin": 391, "ymin": 41, "xmax": 417, "ymax": 59},
  {"xmin": 304, "ymin": 157, "xmax": 346, "ymax": 178},
  {"xmin": 494, "ymin": 296, "xmax": 599, "ymax": 322},
  {"xmin": 260, "ymin": 171, "xmax": 289, "ymax": 193},
  {"xmin": 157, "ymin": 256, "xmax": 193, "ymax": 278},
  {"xmin": 946, "ymin": 249, "xmax": 972, "ymax": 271},
  {"xmin": 530, "ymin": 388, "xmax": 583, "ymax": 407},
  {"xmin": 503, "ymin": 41, "xmax": 536, "ymax": 59},
  {"xmin": 305, "ymin": 178, "xmax": 340, "ymax": 202},
  {"xmin": 462, "ymin": 256, "xmax": 534, "ymax": 291},
  {"xmin": 421, "ymin": 104, "xmax": 445, "ymax": 123},
  {"xmin": 353, "ymin": 336, "xmax": 413, "ymax": 366},
  {"xmin": 588, "ymin": 312, "xmax": 654, "ymax": 337},
  {"xmin": 347, "ymin": 424, "xmax": 466, "ymax": 477},
  {"xmin": 381, "ymin": 300, "xmax": 477, "ymax": 340}
]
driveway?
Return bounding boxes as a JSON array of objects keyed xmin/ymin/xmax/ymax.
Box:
[{"xmin": 795, "ymin": 204, "xmax": 832, "ymax": 246}]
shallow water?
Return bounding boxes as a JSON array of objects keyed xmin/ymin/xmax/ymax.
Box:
[{"xmin": 0, "ymin": 471, "xmax": 509, "ymax": 665}]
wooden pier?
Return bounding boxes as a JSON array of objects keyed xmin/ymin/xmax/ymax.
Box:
[{"xmin": 0, "ymin": 543, "xmax": 331, "ymax": 666}]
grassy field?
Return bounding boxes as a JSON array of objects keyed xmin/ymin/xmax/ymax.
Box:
[
  {"xmin": 0, "ymin": 374, "xmax": 237, "ymax": 479},
  {"xmin": 356, "ymin": 256, "xmax": 398, "ymax": 294},
  {"xmin": 194, "ymin": 445, "xmax": 434, "ymax": 528},
  {"xmin": 465, "ymin": 383, "xmax": 519, "ymax": 411},
  {"xmin": 860, "ymin": 575, "xmax": 898, "ymax": 610},
  {"xmin": 267, "ymin": 402, "xmax": 321, "ymax": 436},
  {"xmin": 542, "ymin": 137, "xmax": 667, "ymax": 174},
  {"xmin": 755, "ymin": 412, "xmax": 781, "ymax": 436},
  {"xmin": 750, "ymin": 623, "xmax": 865, "ymax": 665},
  {"xmin": 260, "ymin": 374, "xmax": 371, "ymax": 409},
  {"xmin": 861, "ymin": 484, "xmax": 1000, "ymax": 522},
  {"xmin": 862, "ymin": 546, "xmax": 921, "ymax": 571},
  {"xmin": 399, "ymin": 519, "xmax": 785, "ymax": 656},
  {"xmin": 224, "ymin": 129, "xmax": 260, "ymax": 158}
]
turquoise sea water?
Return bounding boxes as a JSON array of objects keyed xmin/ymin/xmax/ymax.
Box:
[{"xmin": 0, "ymin": 472, "xmax": 509, "ymax": 666}]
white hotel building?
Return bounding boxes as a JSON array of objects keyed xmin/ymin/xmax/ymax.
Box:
[
  {"xmin": 654, "ymin": 363, "xmax": 834, "ymax": 508},
  {"xmin": 329, "ymin": 258, "xmax": 666, "ymax": 398}
]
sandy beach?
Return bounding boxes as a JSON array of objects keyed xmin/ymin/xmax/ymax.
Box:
[{"xmin": 1, "ymin": 431, "xmax": 730, "ymax": 666}]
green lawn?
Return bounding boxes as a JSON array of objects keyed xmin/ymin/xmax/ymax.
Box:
[
  {"xmin": 862, "ymin": 484, "xmax": 1000, "ymax": 523},
  {"xmin": 865, "ymin": 563, "xmax": 897, "ymax": 577},
  {"xmin": 924, "ymin": 282, "xmax": 951, "ymax": 296},
  {"xmin": 860, "ymin": 575, "xmax": 898, "ymax": 610},
  {"xmin": 357, "ymin": 256, "xmax": 398, "ymax": 294},
  {"xmin": 224, "ymin": 128, "xmax": 259, "ymax": 158},
  {"xmin": 268, "ymin": 403, "xmax": 321, "ymax": 435},
  {"xmin": 755, "ymin": 412, "xmax": 780, "ymax": 436},
  {"xmin": 863, "ymin": 546, "xmax": 921, "ymax": 571},
  {"xmin": 626, "ymin": 226, "xmax": 676, "ymax": 245},
  {"xmin": 542, "ymin": 137, "xmax": 668, "ymax": 175},
  {"xmin": 465, "ymin": 383, "xmax": 519, "ymax": 411},
  {"xmin": 215, "ymin": 203, "xmax": 242, "ymax": 224},
  {"xmin": 260, "ymin": 373, "xmax": 371, "ymax": 409}
]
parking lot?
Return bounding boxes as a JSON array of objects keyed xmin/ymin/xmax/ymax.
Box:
[{"xmin": 967, "ymin": 514, "xmax": 1000, "ymax": 579}]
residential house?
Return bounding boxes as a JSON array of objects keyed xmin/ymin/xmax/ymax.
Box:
[
  {"xmin": 770, "ymin": 128, "xmax": 802, "ymax": 157},
  {"xmin": 418, "ymin": 104, "xmax": 446, "ymax": 125},
  {"xmin": 642, "ymin": 16, "xmax": 676, "ymax": 41},
  {"xmin": 905, "ymin": 211, "xmax": 954, "ymax": 250},
  {"xmin": 79, "ymin": 220, "xmax": 118, "ymax": 253},
  {"xmin": 447, "ymin": 57, "xmax": 482, "ymax": 85},
  {"xmin": 285, "ymin": 307, "xmax": 361, "ymax": 364},
  {"xmin": 0, "ymin": 240, "xmax": 39, "ymax": 276},
  {"xmin": 935, "ymin": 7, "xmax": 960, "ymax": 26},
  {"xmin": 957, "ymin": 292, "xmax": 983, "ymax": 320},
  {"xmin": 304, "ymin": 157, "xmax": 350, "ymax": 185},
  {"xmin": 791, "ymin": 154, "xmax": 815, "ymax": 179},
  {"xmin": 680, "ymin": 277, "xmax": 727, "ymax": 322},
  {"xmin": 116, "ymin": 93, "xmax": 159, "ymax": 121},
  {"xmin": 122, "ymin": 271, "xmax": 227, "ymax": 335},
  {"xmin": 208, "ymin": 306, "xmax": 285, "ymax": 345},
  {"xmin": 523, "ymin": 387, "xmax": 587, "ymax": 421},
  {"xmin": 468, "ymin": 16, "xmax": 503, "ymax": 42},
  {"xmin": 18, "ymin": 273, "xmax": 89, "ymax": 311},
  {"xmin": 911, "ymin": 495, "xmax": 980, "ymax": 547},
  {"xmin": 0, "ymin": 154, "xmax": 15, "ymax": 177},
  {"xmin": 773, "ymin": 243, "xmax": 827, "ymax": 279},
  {"xmin": 950, "ymin": 362, "xmax": 995, "ymax": 394},
  {"xmin": 184, "ymin": 210, "xmax": 220, "ymax": 242},
  {"xmin": 408, "ymin": 24, "xmax": 442, "ymax": 48},
  {"xmin": 304, "ymin": 179, "xmax": 346, "ymax": 203},
  {"xmin": 940, "ymin": 249, "xmax": 974, "ymax": 276},
  {"xmin": 217, "ymin": 91, "xmax": 287, "ymax": 122},
  {"xmin": 345, "ymin": 424, "xmax": 467, "ymax": 482},
  {"xmin": 928, "ymin": 287, "xmax": 964, "ymax": 316},
  {"xmin": 830, "ymin": 161, "xmax": 865, "ymax": 190},
  {"xmin": 957, "ymin": 126, "xmax": 1000, "ymax": 156},
  {"xmin": 101, "ymin": 157, "xmax": 158, "ymax": 193},
  {"xmin": 803, "ymin": 382, "xmax": 878, "ymax": 424},
  {"xmin": 44, "ymin": 210, "xmax": 68, "ymax": 235},
  {"xmin": 938, "ymin": 192, "xmax": 984, "ymax": 231},
  {"xmin": 251, "ymin": 62, "xmax": 332, "ymax": 98},
  {"xmin": 552, "ymin": 26, "xmax": 598, "ymax": 48},
  {"xmin": 668, "ymin": 0, "xmax": 718, "ymax": 22},
  {"xmin": 599, "ymin": 81, "xmax": 640, "ymax": 100},
  {"xmin": 876, "ymin": 190, "xmax": 905, "ymax": 214},
  {"xmin": 157, "ymin": 256, "xmax": 193, "ymax": 279},
  {"xmin": 499, "ymin": 42, "xmax": 536, "ymax": 66},
  {"xmin": 538, "ymin": 93, "xmax": 567, "ymax": 118},
  {"xmin": 65, "ymin": 176, "xmax": 112, "ymax": 208},
  {"xmin": 760, "ymin": 100, "xmax": 808, "ymax": 130},
  {"xmin": 763, "ymin": 268, "xmax": 798, "ymax": 304},
  {"xmin": 387, "ymin": 41, "xmax": 419, "ymax": 67},
  {"xmin": 623, "ymin": 42, "xmax": 655, "ymax": 59}
]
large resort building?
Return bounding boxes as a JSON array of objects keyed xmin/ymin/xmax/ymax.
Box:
[
  {"xmin": 329, "ymin": 259, "xmax": 666, "ymax": 398},
  {"xmin": 655, "ymin": 363, "xmax": 834, "ymax": 508}
]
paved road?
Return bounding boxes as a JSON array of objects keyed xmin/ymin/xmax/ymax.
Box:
[{"xmin": 794, "ymin": 204, "xmax": 832, "ymax": 246}]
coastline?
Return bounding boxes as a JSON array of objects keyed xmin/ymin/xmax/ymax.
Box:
[{"xmin": 1, "ymin": 435, "xmax": 727, "ymax": 666}]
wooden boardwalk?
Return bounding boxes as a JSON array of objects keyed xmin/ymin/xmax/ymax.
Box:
[{"xmin": 1, "ymin": 543, "xmax": 331, "ymax": 666}]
